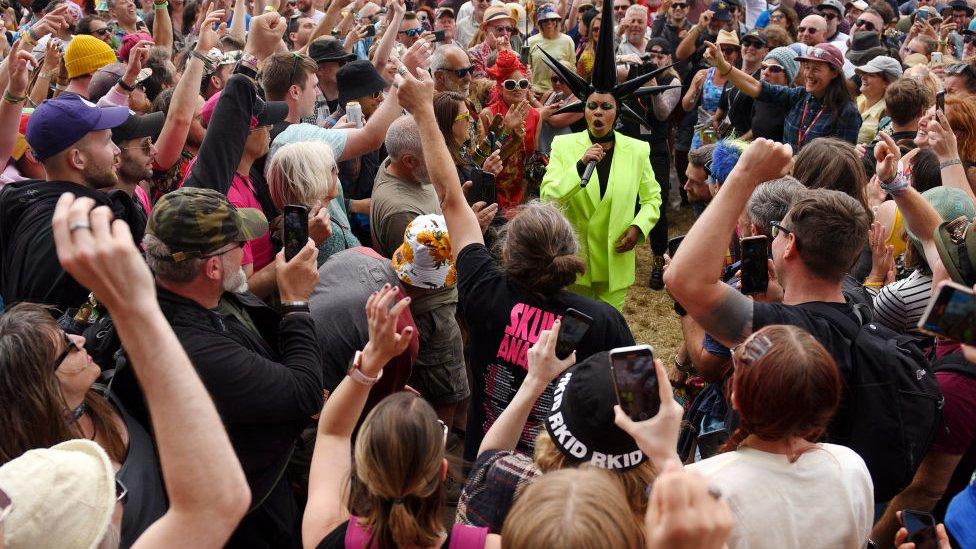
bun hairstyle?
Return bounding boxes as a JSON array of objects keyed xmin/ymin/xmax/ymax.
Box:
[
  {"xmin": 495, "ymin": 200, "xmax": 586, "ymax": 296},
  {"xmin": 721, "ymin": 325, "xmax": 842, "ymax": 461},
  {"xmin": 352, "ymin": 392, "xmax": 446, "ymax": 547},
  {"xmin": 501, "ymin": 468, "xmax": 642, "ymax": 548}
]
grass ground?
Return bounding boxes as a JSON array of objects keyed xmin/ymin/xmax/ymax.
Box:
[{"xmin": 621, "ymin": 204, "xmax": 695, "ymax": 361}]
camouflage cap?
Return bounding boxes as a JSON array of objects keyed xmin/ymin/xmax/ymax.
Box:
[{"xmin": 147, "ymin": 188, "xmax": 268, "ymax": 262}]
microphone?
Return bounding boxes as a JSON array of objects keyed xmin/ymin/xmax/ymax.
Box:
[{"xmin": 580, "ymin": 160, "xmax": 597, "ymax": 188}]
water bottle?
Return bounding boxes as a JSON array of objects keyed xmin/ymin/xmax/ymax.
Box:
[
  {"xmin": 316, "ymin": 101, "xmax": 331, "ymax": 127},
  {"xmin": 346, "ymin": 101, "xmax": 363, "ymax": 128}
]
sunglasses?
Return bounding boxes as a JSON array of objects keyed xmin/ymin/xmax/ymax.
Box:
[
  {"xmin": 741, "ymin": 39, "xmax": 764, "ymax": 49},
  {"xmin": 503, "ymin": 78, "xmax": 529, "ymax": 90},
  {"xmin": 437, "ymin": 65, "xmax": 474, "ymax": 78},
  {"xmin": 398, "ymin": 27, "xmax": 423, "ymax": 36},
  {"xmin": 492, "ymin": 25, "xmax": 515, "ymax": 34},
  {"xmin": 761, "ymin": 63, "xmax": 785, "ymax": 73},
  {"xmin": 720, "ymin": 45, "xmax": 740, "ymax": 54},
  {"xmin": 53, "ymin": 329, "xmax": 80, "ymax": 372},
  {"xmin": 122, "ymin": 137, "xmax": 154, "ymax": 155},
  {"xmin": 92, "ymin": 27, "xmax": 111, "ymax": 36},
  {"xmin": 817, "ymin": 9, "xmax": 839, "ymax": 20},
  {"xmin": 854, "ymin": 18, "xmax": 876, "ymax": 31},
  {"xmin": 797, "ymin": 26, "xmax": 822, "ymax": 34},
  {"xmin": 454, "ymin": 109, "xmax": 471, "ymax": 122},
  {"xmin": 671, "ymin": 2, "xmax": 687, "ymax": 8},
  {"xmin": 586, "ymin": 100, "xmax": 615, "ymax": 110}
]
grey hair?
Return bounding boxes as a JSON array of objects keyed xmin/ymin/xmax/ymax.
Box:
[
  {"xmin": 142, "ymin": 233, "xmax": 205, "ymax": 284},
  {"xmin": 384, "ymin": 114, "xmax": 422, "ymax": 160},
  {"xmin": 747, "ymin": 176, "xmax": 807, "ymax": 236},
  {"xmin": 267, "ymin": 140, "xmax": 338, "ymax": 209},
  {"xmin": 688, "ymin": 143, "xmax": 717, "ymax": 168},
  {"xmin": 430, "ymin": 44, "xmax": 467, "ymax": 72}
]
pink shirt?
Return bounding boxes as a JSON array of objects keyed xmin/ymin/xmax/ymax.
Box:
[
  {"xmin": 134, "ymin": 185, "xmax": 152, "ymax": 214},
  {"xmin": 227, "ymin": 173, "xmax": 274, "ymax": 270}
]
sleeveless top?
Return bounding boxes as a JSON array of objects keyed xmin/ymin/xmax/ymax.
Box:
[
  {"xmin": 316, "ymin": 516, "xmax": 489, "ymax": 549},
  {"xmin": 700, "ymin": 67, "xmax": 725, "ymax": 114}
]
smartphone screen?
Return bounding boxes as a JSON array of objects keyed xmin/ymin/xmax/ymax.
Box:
[
  {"xmin": 918, "ymin": 281, "xmax": 976, "ymax": 345},
  {"xmin": 283, "ymin": 204, "xmax": 309, "ymax": 261},
  {"xmin": 667, "ymin": 235, "xmax": 685, "ymax": 258},
  {"xmin": 901, "ymin": 510, "xmax": 938, "ymax": 549},
  {"xmin": 917, "ymin": 9, "xmax": 929, "ymax": 21},
  {"xmin": 936, "ymin": 90, "xmax": 945, "ymax": 113},
  {"xmin": 555, "ymin": 308, "xmax": 593, "ymax": 360},
  {"xmin": 739, "ymin": 235, "xmax": 769, "ymax": 295},
  {"xmin": 610, "ymin": 345, "xmax": 659, "ymax": 421},
  {"xmin": 432, "ymin": 29, "xmax": 446, "ymax": 42}
]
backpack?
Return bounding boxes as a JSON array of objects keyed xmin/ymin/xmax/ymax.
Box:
[
  {"xmin": 804, "ymin": 303, "xmax": 944, "ymax": 503},
  {"xmin": 932, "ymin": 352, "xmax": 976, "ymax": 379}
]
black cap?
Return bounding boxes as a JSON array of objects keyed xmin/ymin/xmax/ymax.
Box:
[
  {"xmin": 544, "ymin": 352, "xmax": 646, "ymax": 471},
  {"xmin": 111, "ymin": 111, "xmax": 166, "ymax": 144},
  {"xmin": 741, "ymin": 28, "xmax": 767, "ymax": 45},
  {"xmin": 337, "ymin": 60, "xmax": 389, "ymax": 105},
  {"xmin": 647, "ymin": 37, "xmax": 673, "ymax": 55},
  {"xmin": 308, "ymin": 38, "xmax": 357, "ymax": 63},
  {"xmin": 949, "ymin": 0, "xmax": 974, "ymax": 14}
]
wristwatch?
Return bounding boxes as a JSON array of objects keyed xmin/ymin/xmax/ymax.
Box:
[{"xmin": 348, "ymin": 350, "xmax": 383, "ymax": 386}]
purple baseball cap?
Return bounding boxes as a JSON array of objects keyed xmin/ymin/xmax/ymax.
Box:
[
  {"xmin": 25, "ymin": 94, "xmax": 130, "ymax": 161},
  {"xmin": 796, "ymin": 43, "xmax": 845, "ymax": 71}
]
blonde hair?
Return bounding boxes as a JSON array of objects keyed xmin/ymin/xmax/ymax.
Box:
[
  {"xmin": 352, "ymin": 393, "xmax": 446, "ymax": 548},
  {"xmin": 533, "ymin": 430, "xmax": 656, "ymax": 516},
  {"xmin": 266, "ymin": 140, "xmax": 337, "ymax": 209},
  {"xmin": 501, "ymin": 468, "xmax": 642, "ymax": 548}
]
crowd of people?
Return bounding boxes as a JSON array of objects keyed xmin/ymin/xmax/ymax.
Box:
[{"xmin": 0, "ymin": 0, "xmax": 975, "ymax": 544}]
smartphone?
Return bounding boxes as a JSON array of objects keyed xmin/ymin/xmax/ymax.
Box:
[
  {"xmin": 555, "ymin": 308, "xmax": 593, "ymax": 360},
  {"xmin": 739, "ymin": 235, "xmax": 769, "ymax": 295},
  {"xmin": 667, "ymin": 234, "xmax": 685, "ymax": 258},
  {"xmin": 432, "ymin": 29, "xmax": 446, "ymax": 42},
  {"xmin": 917, "ymin": 9, "xmax": 930, "ymax": 21},
  {"xmin": 610, "ymin": 345, "xmax": 659, "ymax": 421},
  {"xmin": 931, "ymin": 51, "xmax": 943, "ymax": 64},
  {"xmin": 544, "ymin": 91, "xmax": 565, "ymax": 106},
  {"xmin": 917, "ymin": 280, "xmax": 976, "ymax": 344},
  {"xmin": 467, "ymin": 168, "xmax": 497, "ymax": 206},
  {"xmin": 900, "ymin": 510, "xmax": 938, "ymax": 549},
  {"xmin": 364, "ymin": 24, "xmax": 376, "ymax": 37},
  {"xmin": 936, "ymin": 89, "xmax": 945, "ymax": 112},
  {"xmin": 696, "ymin": 428, "xmax": 730, "ymax": 459},
  {"xmin": 283, "ymin": 204, "xmax": 309, "ymax": 261}
]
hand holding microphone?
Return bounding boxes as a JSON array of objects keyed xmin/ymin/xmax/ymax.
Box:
[{"xmin": 580, "ymin": 144, "xmax": 606, "ymax": 187}]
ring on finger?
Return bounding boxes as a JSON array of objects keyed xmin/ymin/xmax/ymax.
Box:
[{"xmin": 69, "ymin": 222, "xmax": 92, "ymax": 232}]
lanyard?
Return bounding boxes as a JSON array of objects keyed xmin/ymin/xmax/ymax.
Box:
[{"xmin": 796, "ymin": 97, "xmax": 825, "ymax": 149}]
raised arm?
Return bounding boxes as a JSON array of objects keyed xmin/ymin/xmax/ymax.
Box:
[
  {"xmin": 926, "ymin": 109, "xmax": 975, "ymax": 205},
  {"xmin": 52, "ymin": 195, "xmax": 250, "ymax": 548},
  {"xmin": 479, "ymin": 319, "xmax": 574, "ymax": 454},
  {"xmin": 229, "ymin": 0, "xmax": 247, "ymax": 47},
  {"xmin": 675, "ymin": 9, "xmax": 709, "ymax": 60},
  {"xmin": 702, "ymin": 40, "xmax": 762, "ymax": 98},
  {"xmin": 370, "ymin": 0, "xmax": 406, "ymax": 71},
  {"xmin": 0, "ymin": 41, "xmax": 32, "ymax": 166},
  {"xmin": 152, "ymin": 0, "xmax": 174, "ymax": 56},
  {"xmin": 337, "ymin": 80, "xmax": 402, "ymax": 160},
  {"xmin": 29, "ymin": 38, "xmax": 61, "ymax": 107},
  {"xmin": 155, "ymin": 9, "xmax": 224, "ymax": 170},
  {"xmin": 303, "ymin": 285, "xmax": 413, "ymax": 549},
  {"xmin": 303, "ymin": 0, "xmax": 353, "ymax": 53},
  {"xmin": 664, "ymin": 139, "xmax": 792, "ymax": 347}
]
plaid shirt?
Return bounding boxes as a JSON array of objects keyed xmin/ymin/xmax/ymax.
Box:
[
  {"xmin": 758, "ymin": 81, "xmax": 862, "ymax": 153},
  {"xmin": 455, "ymin": 449, "xmax": 541, "ymax": 533}
]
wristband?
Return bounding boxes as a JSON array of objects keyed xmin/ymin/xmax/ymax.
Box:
[
  {"xmin": 348, "ymin": 350, "xmax": 383, "ymax": 386},
  {"xmin": 3, "ymin": 91, "xmax": 26, "ymax": 104},
  {"xmin": 153, "ymin": 1, "xmax": 168, "ymax": 8},
  {"xmin": 719, "ymin": 63, "xmax": 732, "ymax": 77},
  {"xmin": 239, "ymin": 52, "xmax": 259, "ymax": 71},
  {"xmin": 118, "ymin": 79, "xmax": 138, "ymax": 92},
  {"xmin": 280, "ymin": 303, "xmax": 310, "ymax": 315},
  {"xmin": 673, "ymin": 300, "xmax": 687, "ymax": 317},
  {"xmin": 940, "ymin": 158, "xmax": 963, "ymax": 169},
  {"xmin": 863, "ymin": 280, "xmax": 884, "ymax": 288},
  {"xmin": 879, "ymin": 170, "xmax": 910, "ymax": 197}
]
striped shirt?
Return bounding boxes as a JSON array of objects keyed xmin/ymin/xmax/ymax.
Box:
[{"xmin": 871, "ymin": 270, "xmax": 933, "ymax": 339}]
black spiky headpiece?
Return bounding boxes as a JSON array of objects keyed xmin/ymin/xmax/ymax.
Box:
[{"xmin": 535, "ymin": 0, "xmax": 681, "ymax": 126}]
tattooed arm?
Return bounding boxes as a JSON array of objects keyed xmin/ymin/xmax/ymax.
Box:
[{"xmin": 664, "ymin": 139, "xmax": 793, "ymax": 348}]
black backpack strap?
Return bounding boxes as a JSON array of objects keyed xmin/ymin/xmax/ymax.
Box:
[
  {"xmin": 932, "ymin": 352, "xmax": 976, "ymax": 378},
  {"xmin": 801, "ymin": 302, "xmax": 862, "ymax": 341}
]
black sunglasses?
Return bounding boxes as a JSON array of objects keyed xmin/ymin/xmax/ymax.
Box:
[
  {"xmin": 503, "ymin": 78, "xmax": 529, "ymax": 90},
  {"xmin": 53, "ymin": 329, "xmax": 79, "ymax": 372},
  {"xmin": 855, "ymin": 19, "xmax": 876, "ymax": 31},
  {"xmin": 671, "ymin": 2, "xmax": 687, "ymax": 7},
  {"xmin": 398, "ymin": 27, "xmax": 423, "ymax": 36},
  {"xmin": 437, "ymin": 65, "xmax": 474, "ymax": 78},
  {"xmin": 741, "ymin": 39, "xmax": 765, "ymax": 48},
  {"xmin": 92, "ymin": 27, "xmax": 111, "ymax": 36},
  {"xmin": 817, "ymin": 9, "xmax": 839, "ymax": 20}
]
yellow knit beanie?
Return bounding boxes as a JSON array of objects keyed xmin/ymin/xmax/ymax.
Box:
[{"xmin": 65, "ymin": 35, "xmax": 118, "ymax": 80}]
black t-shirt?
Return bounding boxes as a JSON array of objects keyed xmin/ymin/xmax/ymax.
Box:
[
  {"xmin": 750, "ymin": 98, "xmax": 790, "ymax": 141},
  {"xmin": 457, "ymin": 243, "xmax": 636, "ymax": 461},
  {"xmin": 752, "ymin": 301, "xmax": 857, "ymax": 376},
  {"xmin": 719, "ymin": 70, "xmax": 758, "ymax": 136}
]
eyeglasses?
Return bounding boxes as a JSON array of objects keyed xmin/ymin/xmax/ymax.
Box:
[
  {"xmin": 586, "ymin": 100, "xmax": 615, "ymax": 110},
  {"xmin": 854, "ymin": 19, "xmax": 877, "ymax": 31},
  {"xmin": 492, "ymin": 25, "xmax": 515, "ymax": 35},
  {"xmin": 92, "ymin": 27, "xmax": 111, "ymax": 36},
  {"xmin": 53, "ymin": 329, "xmax": 81, "ymax": 372},
  {"xmin": 0, "ymin": 486, "xmax": 12, "ymax": 525},
  {"xmin": 437, "ymin": 65, "xmax": 474, "ymax": 78},
  {"xmin": 502, "ymin": 78, "xmax": 529, "ymax": 90},
  {"xmin": 115, "ymin": 477, "xmax": 129, "ymax": 504},
  {"xmin": 817, "ymin": 9, "xmax": 839, "ymax": 20},
  {"xmin": 454, "ymin": 109, "xmax": 471, "ymax": 122},
  {"xmin": 770, "ymin": 220, "xmax": 793, "ymax": 239},
  {"xmin": 761, "ymin": 63, "xmax": 785, "ymax": 73},
  {"xmin": 398, "ymin": 27, "xmax": 423, "ymax": 36},
  {"xmin": 671, "ymin": 2, "xmax": 687, "ymax": 8},
  {"xmin": 122, "ymin": 137, "xmax": 154, "ymax": 155}
]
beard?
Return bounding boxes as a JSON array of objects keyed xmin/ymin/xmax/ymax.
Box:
[
  {"xmin": 220, "ymin": 255, "xmax": 250, "ymax": 294},
  {"xmin": 83, "ymin": 159, "xmax": 120, "ymax": 189},
  {"xmin": 118, "ymin": 156, "xmax": 152, "ymax": 185}
]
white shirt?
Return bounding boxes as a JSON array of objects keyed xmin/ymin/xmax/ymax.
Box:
[{"xmin": 687, "ymin": 444, "xmax": 874, "ymax": 549}]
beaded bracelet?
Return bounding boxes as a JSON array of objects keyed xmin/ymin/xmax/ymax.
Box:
[
  {"xmin": 3, "ymin": 90, "xmax": 27, "ymax": 104},
  {"xmin": 880, "ymin": 171, "xmax": 911, "ymax": 198}
]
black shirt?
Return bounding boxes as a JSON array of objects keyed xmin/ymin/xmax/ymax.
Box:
[
  {"xmin": 457, "ymin": 243, "xmax": 636, "ymax": 461},
  {"xmin": 719, "ymin": 70, "xmax": 759, "ymax": 136},
  {"xmin": 751, "ymin": 97, "xmax": 790, "ymax": 141}
]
